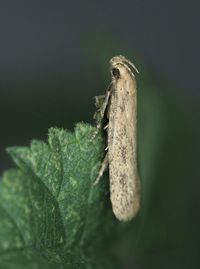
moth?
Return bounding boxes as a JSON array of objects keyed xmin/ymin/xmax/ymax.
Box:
[{"xmin": 94, "ymin": 55, "xmax": 140, "ymax": 221}]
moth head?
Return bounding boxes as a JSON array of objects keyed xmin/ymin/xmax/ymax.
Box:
[
  {"xmin": 112, "ymin": 67, "xmax": 120, "ymax": 78},
  {"xmin": 110, "ymin": 55, "xmax": 139, "ymax": 79}
]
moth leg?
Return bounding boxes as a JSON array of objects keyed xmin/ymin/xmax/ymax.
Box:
[
  {"xmin": 94, "ymin": 95, "xmax": 106, "ymax": 110},
  {"xmin": 91, "ymin": 88, "xmax": 111, "ymax": 140},
  {"xmin": 98, "ymin": 89, "xmax": 111, "ymax": 120},
  {"xmin": 104, "ymin": 124, "xmax": 109, "ymax": 130},
  {"xmin": 93, "ymin": 153, "xmax": 108, "ymax": 185},
  {"xmin": 93, "ymin": 94, "xmax": 106, "ymax": 123}
]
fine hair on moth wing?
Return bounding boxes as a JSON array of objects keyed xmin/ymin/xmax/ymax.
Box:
[{"xmin": 93, "ymin": 55, "xmax": 140, "ymax": 222}]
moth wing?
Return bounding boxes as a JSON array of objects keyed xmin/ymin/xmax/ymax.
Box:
[{"xmin": 108, "ymin": 77, "xmax": 140, "ymax": 221}]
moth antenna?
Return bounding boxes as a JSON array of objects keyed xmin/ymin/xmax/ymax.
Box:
[
  {"xmin": 118, "ymin": 55, "xmax": 139, "ymax": 74},
  {"xmin": 118, "ymin": 62, "xmax": 136, "ymax": 79}
]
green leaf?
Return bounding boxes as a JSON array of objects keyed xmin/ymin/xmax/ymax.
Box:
[{"xmin": 0, "ymin": 123, "xmax": 115, "ymax": 268}]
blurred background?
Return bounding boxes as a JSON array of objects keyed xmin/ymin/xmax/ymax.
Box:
[{"xmin": 0, "ymin": 1, "xmax": 199, "ymax": 268}]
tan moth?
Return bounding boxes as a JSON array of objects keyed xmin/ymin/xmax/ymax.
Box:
[{"xmin": 94, "ymin": 55, "xmax": 140, "ymax": 221}]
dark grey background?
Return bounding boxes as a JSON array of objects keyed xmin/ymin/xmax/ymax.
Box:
[
  {"xmin": 0, "ymin": 0, "xmax": 199, "ymax": 169},
  {"xmin": 0, "ymin": 1, "xmax": 200, "ymax": 269}
]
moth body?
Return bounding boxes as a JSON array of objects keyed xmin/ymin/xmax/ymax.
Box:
[{"xmin": 94, "ymin": 55, "xmax": 140, "ymax": 221}]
